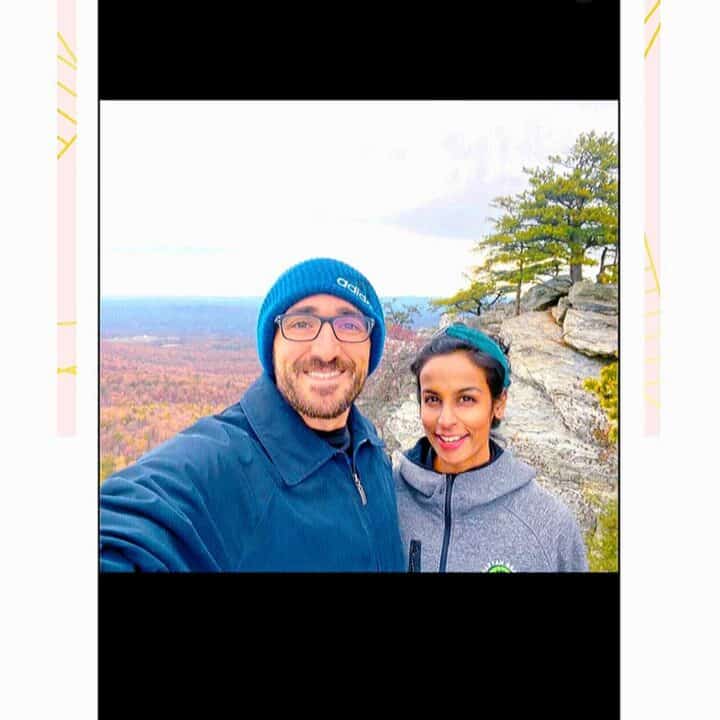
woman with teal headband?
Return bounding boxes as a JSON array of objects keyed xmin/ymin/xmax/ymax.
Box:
[{"xmin": 396, "ymin": 322, "xmax": 588, "ymax": 573}]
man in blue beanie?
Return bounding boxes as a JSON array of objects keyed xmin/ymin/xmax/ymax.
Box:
[{"xmin": 100, "ymin": 258, "xmax": 405, "ymax": 572}]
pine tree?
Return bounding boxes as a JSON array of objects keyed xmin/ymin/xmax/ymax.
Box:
[
  {"xmin": 521, "ymin": 131, "xmax": 618, "ymax": 282},
  {"xmin": 475, "ymin": 193, "xmax": 559, "ymax": 316}
]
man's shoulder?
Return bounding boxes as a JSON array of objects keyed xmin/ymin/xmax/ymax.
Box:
[
  {"xmin": 167, "ymin": 402, "xmax": 255, "ymax": 451},
  {"xmin": 105, "ymin": 402, "xmax": 260, "ymax": 481}
]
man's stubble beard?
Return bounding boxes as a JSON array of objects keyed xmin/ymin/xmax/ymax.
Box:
[{"xmin": 275, "ymin": 358, "xmax": 368, "ymax": 420}]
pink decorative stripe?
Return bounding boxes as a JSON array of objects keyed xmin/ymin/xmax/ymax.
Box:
[
  {"xmin": 57, "ymin": 0, "xmax": 77, "ymax": 436},
  {"xmin": 644, "ymin": 0, "xmax": 661, "ymax": 435}
]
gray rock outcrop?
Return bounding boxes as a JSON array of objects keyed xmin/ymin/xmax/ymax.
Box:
[
  {"xmin": 567, "ymin": 281, "xmax": 618, "ymax": 315},
  {"xmin": 384, "ymin": 399, "xmax": 423, "ymax": 453},
  {"xmin": 521, "ymin": 276, "xmax": 573, "ymax": 311},
  {"xmin": 562, "ymin": 308, "xmax": 618, "ymax": 358},
  {"xmin": 476, "ymin": 303, "xmax": 515, "ymax": 337},
  {"xmin": 498, "ymin": 310, "xmax": 618, "ymax": 533},
  {"xmin": 498, "ymin": 310, "xmax": 616, "ymax": 460},
  {"xmin": 552, "ymin": 296, "xmax": 570, "ymax": 325}
]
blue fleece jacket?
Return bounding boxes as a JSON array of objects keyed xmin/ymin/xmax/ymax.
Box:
[{"xmin": 100, "ymin": 373, "xmax": 404, "ymax": 572}]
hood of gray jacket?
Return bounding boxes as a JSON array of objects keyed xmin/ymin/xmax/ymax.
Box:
[{"xmin": 397, "ymin": 438, "xmax": 536, "ymax": 515}]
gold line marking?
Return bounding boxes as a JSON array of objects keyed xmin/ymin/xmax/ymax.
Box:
[
  {"xmin": 57, "ymin": 321, "xmax": 77, "ymax": 326},
  {"xmin": 57, "ymin": 32, "xmax": 77, "ymax": 63},
  {"xmin": 644, "ymin": 233, "xmax": 661, "ymax": 294},
  {"xmin": 645, "ymin": 393, "xmax": 660, "ymax": 408},
  {"xmin": 645, "ymin": 287, "xmax": 659, "ymax": 295},
  {"xmin": 644, "ymin": 0, "xmax": 661, "ymax": 24},
  {"xmin": 646, "ymin": 356, "xmax": 659, "ymax": 363},
  {"xmin": 57, "ymin": 108, "xmax": 77, "ymax": 125},
  {"xmin": 57, "ymin": 54, "xmax": 77, "ymax": 70},
  {"xmin": 57, "ymin": 365, "xmax": 77, "ymax": 375},
  {"xmin": 646, "ymin": 334, "xmax": 659, "ymax": 341},
  {"xmin": 57, "ymin": 134, "xmax": 67, "ymax": 143},
  {"xmin": 57, "ymin": 80, "xmax": 77, "ymax": 97},
  {"xmin": 645, "ymin": 22, "xmax": 661, "ymax": 58},
  {"xmin": 57, "ymin": 134, "xmax": 77, "ymax": 159},
  {"xmin": 646, "ymin": 380, "xmax": 659, "ymax": 386}
]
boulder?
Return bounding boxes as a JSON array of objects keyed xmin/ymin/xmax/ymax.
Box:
[
  {"xmin": 567, "ymin": 281, "xmax": 618, "ymax": 315},
  {"xmin": 520, "ymin": 276, "xmax": 573, "ymax": 311},
  {"xmin": 471, "ymin": 303, "xmax": 515, "ymax": 338},
  {"xmin": 497, "ymin": 310, "xmax": 617, "ymax": 484},
  {"xmin": 552, "ymin": 296, "xmax": 570, "ymax": 325},
  {"xmin": 384, "ymin": 399, "xmax": 423, "ymax": 454},
  {"xmin": 562, "ymin": 308, "xmax": 618, "ymax": 358}
]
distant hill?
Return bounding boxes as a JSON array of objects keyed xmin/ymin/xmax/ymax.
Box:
[{"xmin": 101, "ymin": 296, "xmax": 444, "ymax": 339}]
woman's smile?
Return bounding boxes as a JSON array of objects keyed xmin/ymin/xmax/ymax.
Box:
[{"xmin": 434, "ymin": 433, "xmax": 470, "ymax": 451}]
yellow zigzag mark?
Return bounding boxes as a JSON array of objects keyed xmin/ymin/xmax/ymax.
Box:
[
  {"xmin": 645, "ymin": 393, "xmax": 660, "ymax": 409},
  {"xmin": 57, "ymin": 80, "xmax": 76, "ymax": 97},
  {"xmin": 57, "ymin": 365, "xmax": 77, "ymax": 375},
  {"xmin": 644, "ymin": 0, "xmax": 660, "ymax": 24},
  {"xmin": 57, "ymin": 134, "xmax": 77, "ymax": 159},
  {"xmin": 57, "ymin": 108, "xmax": 77, "ymax": 125},
  {"xmin": 57, "ymin": 321, "xmax": 77, "ymax": 326},
  {"xmin": 57, "ymin": 54, "xmax": 77, "ymax": 70},
  {"xmin": 645, "ymin": 22, "xmax": 661, "ymax": 58},
  {"xmin": 57, "ymin": 31, "xmax": 77, "ymax": 66},
  {"xmin": 644, "ymin": 233, "xmax": 660, "ymax": 294}
]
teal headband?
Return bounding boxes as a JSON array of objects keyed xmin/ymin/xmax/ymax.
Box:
[{"xmin": 443, "ymin": 323, "xmax": 511, "ymax": 388}]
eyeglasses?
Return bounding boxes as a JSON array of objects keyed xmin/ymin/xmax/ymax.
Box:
[{"xmin": 274, "ymin": 313, "xmax": 375, "ymax": 343}]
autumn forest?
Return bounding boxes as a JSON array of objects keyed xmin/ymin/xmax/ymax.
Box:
[{"xmin": 100, "ymin": 337, "xmax": 261, "ymax": 481}]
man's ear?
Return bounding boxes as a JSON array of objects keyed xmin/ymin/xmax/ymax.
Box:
[{"xmin": 493, "ymin": 389, "xmax": 508, "ymax": 420}]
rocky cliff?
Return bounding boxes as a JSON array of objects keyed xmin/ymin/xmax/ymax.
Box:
[{"xmin": 379, "ymin": 279, "xmax": 618, "ymax": 537}]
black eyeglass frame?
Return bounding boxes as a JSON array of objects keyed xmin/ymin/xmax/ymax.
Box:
[{"xmin": 274, "ymin": 313, "xmax": 375, "ymax": 343}]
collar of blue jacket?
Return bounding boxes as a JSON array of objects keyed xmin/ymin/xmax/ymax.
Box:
[{"xmin": 236, "ymin": 372, "xmax": 384, "ymax": 487}]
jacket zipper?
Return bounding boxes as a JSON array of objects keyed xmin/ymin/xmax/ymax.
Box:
[
  {"xmin": 408, "ymin": 539, "xmax": 422, "ymax": 573},
  {"xmin": 438, "ymin": 474, "xmax": 456, "ymax": 572},
  {"xmin": 349, "ymin": 440, "xmax": 369, "ymax": 507},
  {"xmin": 352, "ymin": 468, "xmax": 367, "ymax": 506},
  {"xmin": 349, "ymin": 440, "xmax": 381, "ymax": 570}
]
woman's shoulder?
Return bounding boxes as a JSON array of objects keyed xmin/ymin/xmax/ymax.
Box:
[{"xmin": 503, "ymin": 474, "xmax": 578, "ymax": 533}]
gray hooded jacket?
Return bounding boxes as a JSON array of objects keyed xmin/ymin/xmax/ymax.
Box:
[{"xmin": 394, "ymin": 438, "xmax": 588, "ymax": 572}]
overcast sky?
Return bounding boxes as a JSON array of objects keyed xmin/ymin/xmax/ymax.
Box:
[{"xmin": 101, "ymin": 101, "xmax": 617, "ymax": 298}]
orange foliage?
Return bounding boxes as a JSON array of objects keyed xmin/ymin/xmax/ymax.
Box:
[{"xmin": 100, "ymin": 338, "xmax": 261, "ymax": 481}]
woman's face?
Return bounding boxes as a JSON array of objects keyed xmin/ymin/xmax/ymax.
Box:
[{"xmin": 419, "ymin": 350, "xmax": 507, "ymax": 474}]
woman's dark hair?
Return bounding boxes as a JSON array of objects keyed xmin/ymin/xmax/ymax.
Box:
[{"xmin": 410, "ymin": 333, "xmax": 511, "ymax": 428}]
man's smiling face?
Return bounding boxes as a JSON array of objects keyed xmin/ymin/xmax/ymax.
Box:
[{"xmin": 272, "ymin": 294, "xmax": 371, "ymax": 430}]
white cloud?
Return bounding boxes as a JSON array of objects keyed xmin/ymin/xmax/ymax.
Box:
[{"xmin": 101, "ymin": 100, "xmax": 617, "ymax": 296}]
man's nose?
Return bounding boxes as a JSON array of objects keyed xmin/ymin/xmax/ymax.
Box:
[{"xmin": 310, "ymin": 320, "xmax": 341, "ymax": 359}]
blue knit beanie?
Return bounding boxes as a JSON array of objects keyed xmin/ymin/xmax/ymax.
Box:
[{"xmin": 256, "ymin": 257, "xmax": 386, "ymax": 379}]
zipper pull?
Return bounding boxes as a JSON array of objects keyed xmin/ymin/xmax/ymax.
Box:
[
  {"xmin": 352, "ymin": 470, "xmax": 367, "ymax": 506},
  {"xmin": 408, "ymin": 539, "xmax": 422, "ymax": 573}
]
